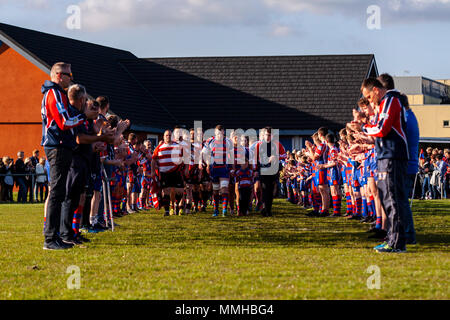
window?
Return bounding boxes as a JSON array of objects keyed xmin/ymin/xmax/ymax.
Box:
[
  {"xmin": 146, "ymin": 134, "xmax": 159, "ymax": 149},
  {"xmin": 444, "ymin": 120, "xmax": 449, "ymax": 128}
]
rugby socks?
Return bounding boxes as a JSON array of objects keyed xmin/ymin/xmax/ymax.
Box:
[
  {"xmin": 72, "ymin": 205, "xmax": 83, "ymax": 235},
  {"xmin": 362, "ymin": 197, "xmax": 368, "ymax": 217},
  {"xmin": 222, "ymin": 194, "xmax": 229, "ymax": 213},
  {"xmin": 213, "ymin": 193, "xmax": 220, "ymax": 212},
  {"xmin": 151, "ymin": 193, "xmax": 159, "ymax": 210},
  {"xmin": 375, "ymin": 216, "xmax": 382, "ymax": 229},
  {"xmin": 137, "ymin": 198, "xmax": 142, "ymax": 210},
  {"xmin": 355, "ymin": 197, "xmax": 362, "ymax": 216},
  {"xmin": 345, "ymin": 192, "xmax": 353, "ymax": 214},
  {"xmin": 312, "ymin": 192, "xmax": 321, "ymax": 213},
  {"xmin": 162, "ymin": 195, "xmax": 170, "ymax": 213},
  {"xmin": 367, "ymin": 196, "xmax": 373, "ymax": 217},
  {"xmin": 112, "ymin": 196, "xmax": 121, "ymax": 214},
  {"xmin": 369, "ymin": 196, "xmax": 376, "ymax": 217},
  {"xmin": 332, "ymin": 196, "xmax": 341, "ymax": 215},
  {"xmin": 302, "ymin": 194, "xmax": 308, "ymax": 207}
]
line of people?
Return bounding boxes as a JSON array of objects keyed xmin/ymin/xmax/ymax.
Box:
[{"xmin": 280, "ymin": 73, "xmax": 420, "ymax": 253}]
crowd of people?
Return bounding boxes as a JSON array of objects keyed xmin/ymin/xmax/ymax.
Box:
[
  {"xmin": 418, "ymin": 147, "xmax": 450, "ymax": 199},
  {"xmin": 0, "ymin": 150, "xmax": 49, "ymax": 203},
  {"xmin": 36, "ymin": 61, "xmax": 444, "ymax": 254}
]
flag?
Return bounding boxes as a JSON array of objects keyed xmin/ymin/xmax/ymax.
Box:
[{"xmin": 419, "ymin": 149, "xmax": 424, "ymax": 160}]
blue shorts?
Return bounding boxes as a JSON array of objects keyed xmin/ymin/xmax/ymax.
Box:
[
  {"xmin": 352, "ymin": 169, "xmax": 361, "ymax": 190},
  {"xmin": 340, "ymin": 167, "xmax": 347, "ymax": 185},
  {"xmin": 317, "ymin": 169, "xmax": 327, "ymax": 185},
  {"xmin": 328, "ymin": 168, "xmax": 341, "ymax": 186},
  {"xmin": 299, "ymin": 180, "xmax": 309, "ymax": 192},
  {"xmin": 132, "ymin": 178, "xmax": 141, "ymax": 193},
  {"xmin": 210, "ymin": 166, "xmax": 229, "ymax": 183},
  {"xmin": 313, "ymin": 172, "xmax": 319, "ymax": 187},
  {"xmin": 93, "ymin": 173, "xmax": 102, "ymax": 192}
]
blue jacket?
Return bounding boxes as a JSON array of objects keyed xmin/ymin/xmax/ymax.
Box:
[
  {"xmin": 363, "ymin": 90, "xmax": 409, "ymax": 161},
  {"xmin": 41, "ymin": 81, "xmax": 86, "ymax": 150},
  {"xmin": 405, "ymin": 109, "xmax": 420, "ymax": 175}
]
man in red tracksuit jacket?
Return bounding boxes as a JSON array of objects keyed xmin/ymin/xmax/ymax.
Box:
[
  {"xmin": 359, "ymin": 78, "xmax": 409, "ymax": 253},
  {"xmin": 41, "ymin": 62, "xmax": 96, "ymax": 250}
]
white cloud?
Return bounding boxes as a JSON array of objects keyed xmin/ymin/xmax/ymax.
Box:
[
  {"xmin": 76, "ymin": 0, "xmax": 270, "ymax": 31},
  {"xmin": 269, "ymin": 24, "xmax": 294, "ymax": 37}
]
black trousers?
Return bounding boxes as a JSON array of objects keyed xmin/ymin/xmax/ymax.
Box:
[
  {"xmin": 60, "ymin": 157, "xmax": 90, "ymax": 241},
  {"xmin": 260, "ymin": 174, "xmax": 278, "ymax": 216},
  {"xmin": 44, "ymin": 147, "xmax": 73, "ymax": 243},
  {"xmin": 377, "ymin": 159, "xmax": 407, "ymax": 250},
  {"xmin": 238, "ymin": 186, "xmax": 252, "ymax": 215}
]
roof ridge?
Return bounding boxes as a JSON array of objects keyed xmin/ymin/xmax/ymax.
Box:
[
  {"xmin": 0, "ymin": 22, "xmax": 135, "ymax": 56},
  {"xmin": 142, "ymin": 54, "xmax": 374, "ymax": 60}
]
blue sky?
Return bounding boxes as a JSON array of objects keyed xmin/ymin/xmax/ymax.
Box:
[{"xmin": 1, "ymin": 0, "xmax": 449, "ymax": 79}]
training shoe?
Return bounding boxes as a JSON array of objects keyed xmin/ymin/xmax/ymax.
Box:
[
  {"xmin": 92, "ymin": 222, "xmax": 108, "ymax": 230},
  {"xmin": 43, "ymin": 241, "xmax": 66, "ymax": 250},
  {"xmin": 222, "ymin": 210, "xmax": 227, "ymax": 217},
  {"xmin": 169, "ymin": 208, "xmax": 175, "ymax": 216},
  {"xmin": 88, "ymin": 226, "xmax": 101, "ymax": 233},
  {"xmin": 373, "ymin": 241, "xmax": 388, "ymax": 250},
  {"xmin": 361, "ymin": 216, "xmax": 372, "ymax": 223},
  {"xmin": 306, "ymin": 211, "xmax": 319, "ymax": 217},
  {"xmin": 164, "ymin": 211, "xmax": 170, "ymax": 216},
  {"xmin": 76, "ymin": 234, "xmax": 91, "ymax": 243},
  {"xmin": 331, "ymin": 213, "xmax": 341, "ymax": 217},
  {"xmin": 375, "ymin": 243, "xmax": 407, "ymax": 253},
  {"xmin": 178, "ymin": 209, "xmax": 184, "ymax": 216},
  {"xmin": 319, "ymin": 211, "xmax": 330, "ymax": 217},
  {"xmin": 347, "ymin": 215, "xmax": 362, "ymax": 220},
  {"xmin": 56, "ymin": 238, "xmax": 74, "ymax": 248},
  {"xmin": 212, "ymin": 209, "xmax": 219, "ymax": 217},
  {"xmin": 62, "ymin": 237, "xmax": 82, "ymax": 246}
]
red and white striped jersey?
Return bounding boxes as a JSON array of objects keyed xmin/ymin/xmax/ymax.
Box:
[{"xmin": 152, "ymin": 142, "xmax": 183, "ymax": 173}]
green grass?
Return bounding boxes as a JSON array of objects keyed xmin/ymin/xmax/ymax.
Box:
[{"xmin": 0, "ymin": 199, "xmax": 449, "ymax": 300}]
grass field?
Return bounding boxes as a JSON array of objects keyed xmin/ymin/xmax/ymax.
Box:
[{"xmin": 0, "ymin": 199, "xmax": 448, "ymax": 300}]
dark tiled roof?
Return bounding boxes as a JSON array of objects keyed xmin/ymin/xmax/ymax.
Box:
[
  {"xmin": 120, "ymin": 55, "xmax": 376, "ymax": 131},
  {"xmin": 0, "ymin": 22, "xmax": 175, "ymax": 130}
]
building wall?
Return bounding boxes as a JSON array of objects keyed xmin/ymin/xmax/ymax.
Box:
[
  {"xmin": 0, "ymin": 42, "xmax": 48, "ymax": 158},
  {"xmin": 0, "ymin": 124, "xmax": 42, "ymax": 158},
  {"xmin": 410, "ymin": 104, "xmax": 450, "ymax": 138},
  {"xmin": 437, "ymin": 79, "xmax": 450, "ymax": 86}
]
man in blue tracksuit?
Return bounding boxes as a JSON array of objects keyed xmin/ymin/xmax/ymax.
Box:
[
  {"xmin": 378, "ymin": 74, "xmax": 419, "ymax": 245},
  {"xmin": 41, "ymin": 62, "xmax": 96, "ymax": 250},
  {"xmin": 359, "ymin": 77, "xmax": 409, "ymax": 253}
]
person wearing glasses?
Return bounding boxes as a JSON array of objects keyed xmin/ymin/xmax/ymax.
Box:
[{"xmin": 41, "ymin": 62, "xmax": 98, "ymax": 250}]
